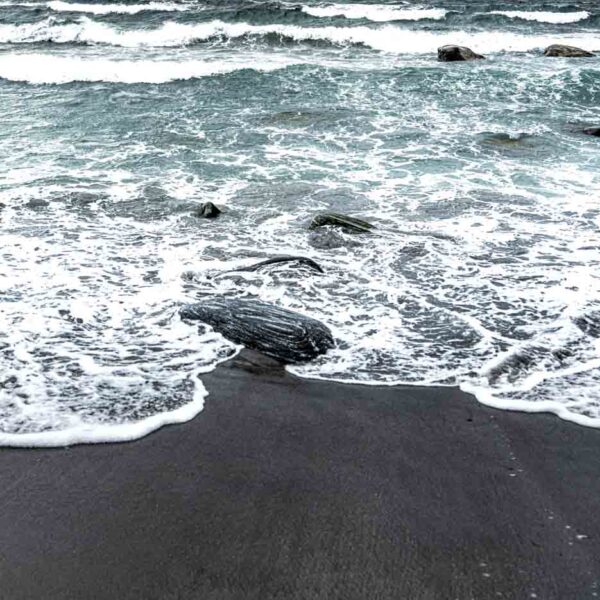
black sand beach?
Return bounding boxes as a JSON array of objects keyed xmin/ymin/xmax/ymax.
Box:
[{"xmin": 1, "ymin": 351, "xmax": 599, "ymax": 600}]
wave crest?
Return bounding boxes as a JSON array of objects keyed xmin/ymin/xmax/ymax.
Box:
[
  {"xmin": 301, "ymin": 3, "xmax": 447, "ymax": 22},
  {"xmin": 0, "ymin": 53, "xmax": 299, "ymax": 83},
  {"xmin": 47, "ymin": 1, "xmax": 189, "ymax": 14},
  {"xmin": 2, "ymin": 18, "xmax": 600, "ymax": 54},
  {"xmin": 489, "ymin": 10, "xmax": 591, "ymax": 24}
]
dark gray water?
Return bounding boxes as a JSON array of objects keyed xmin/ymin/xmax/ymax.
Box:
[{"xmin": 1, "ymin": 0, "xmax": 600, "ymax": 445}]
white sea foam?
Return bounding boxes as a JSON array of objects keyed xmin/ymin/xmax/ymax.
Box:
[
  {"xmin": 301, "ymin": 3, "xmax": 447, "ymax": 22},
  {"xmin": 2, "ymin": 18, "xmax": 600, "ymax": 54},
  {"xmin": 47, "ymin": 1, "xmax": 188, "ymax": 14},
  {"xmin": 0, "ymin": 182, "xmax": 242, "ymax": 446},
  {"xmin": 0, "ymin": 368, "xmax": 208, "ymax": 447},
  {"xmin": 0, "ymin": 53, "xmax": 299, "ymax": 83},
  {"xmin": 489, "ymin": 10, "xmax": 591, "ymax": 24}
]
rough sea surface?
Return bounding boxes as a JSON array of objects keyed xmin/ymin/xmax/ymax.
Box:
[{"xmin": 2, "ymin": 0, "xmax": 600, "ymax": 445}]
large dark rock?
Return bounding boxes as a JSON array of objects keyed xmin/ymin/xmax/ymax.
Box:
[
  {"xmin": 583, "ymin": 127, "xmax": 600, "ymax": 137},
  {"xmin": 309, "ymin": 212, "xmax": 374, "ymax": 234},
  {"xmin": 226, "ymin": 256, "xmax": 324, "ymax": 274},
  {"xmin": 193, "ymin": 202, "xmax": 221, "ymax": 218},
  {"xmin": 438, "ymin": 45, "xmax": 485, "ymax": 62},
  {"xmin": 180, "ymin": 297, "xmax": 334, "ymax": 363},
  {"xmin": 544, "ymin": 44, "xmax": 594, "ymax": 58}
]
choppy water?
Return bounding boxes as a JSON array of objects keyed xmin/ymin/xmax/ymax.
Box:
[{"xmin": 1, "ymin": 0, "xmax": 600, "ymax": 446}]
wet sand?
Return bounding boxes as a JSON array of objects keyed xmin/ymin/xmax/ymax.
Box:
[{"xmin": 1, "ymin": 350, "xmax": 599, "ymax": 599}]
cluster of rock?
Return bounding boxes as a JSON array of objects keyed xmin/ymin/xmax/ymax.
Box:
[
  {"xmin": 181, "ymin": 210, "xmax": 374, "ymax": 363},
  {"xmin": 183, "ymin": 37, "xmax": 599, "ymax": 360},
  {"xmin": 438, "ymin": 43, "xmax": 595, "ymax": 62}
]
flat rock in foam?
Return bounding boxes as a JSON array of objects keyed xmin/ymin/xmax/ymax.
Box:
[{"xmin": 180, "ymin": 298, "xmax": 334, "ymax": 363}]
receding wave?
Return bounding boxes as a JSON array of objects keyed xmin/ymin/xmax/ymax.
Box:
[
  {"xmin": 2, "ymin": 18, "xmax": 600, "ymax": 54},
  {"xmin": 0, "ymin": 53, "xmax": 299, "ymax": 83},
  {"xmin": 47, "ymin": 1, "xmax": 189, "ymax": 14},
  {"xmin": 301, "ymin": 3, "xmax": 447, "ymax": 22},
  {"xmin": 489, "ymin": 10, "xmax": 591, "ymax": 24}
]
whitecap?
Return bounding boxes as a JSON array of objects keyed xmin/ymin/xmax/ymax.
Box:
[
  {"xmin": 301, "ymin": 3, "xmax": 447, "ymax": 22},
  {"xmin": 47, "ymin": 0, "xmax": 189, "ymax": 14},
  {"xmin": 489, "ymin": 10, "xmax": 591, "ymax": 24}
]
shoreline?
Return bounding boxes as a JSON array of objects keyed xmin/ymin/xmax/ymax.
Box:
[{"xmin": 1, "ymin": 350, "xmax": 599, "ymax": 599}]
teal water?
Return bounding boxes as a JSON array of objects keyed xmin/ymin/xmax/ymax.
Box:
[{"xmin": 1, "ymin": 0, "xmax": 600, "ymax": 445}]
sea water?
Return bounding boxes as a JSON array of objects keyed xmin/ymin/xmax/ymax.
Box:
[{"xmin": 1, "ymin": 0, "xmax": 600, "ymax": 446}]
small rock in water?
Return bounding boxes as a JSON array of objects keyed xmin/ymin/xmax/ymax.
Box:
[
  {"xmin": 438, "ymin": 45, "xmax": 485, "ymax": 62},
  {"xmin": 309, "ymin": 212, "xmax": 374, "ymax": 233},
  {"xmin": 308, "ymin": 228, "xmax": 362, "ymax": 250},
  {"xmin": 226, "ymin": 256, "xmax": 324, "ymax": 274},
  {"xmin": 480, "ymin": 132, "xmax": 531, "ymax": 146},
  {"xmin": 66, "ymin": 192, "xmax": 102, "ymax": 206},
  {"xmin": 180, "ymin": 297, "xmax": 334, "ymax": 363},
  {"xmin": 193, "ymin": 202, "xmax": 221, "ymax": 218},
  {"xmin": 24, "ymin": 198, "xmax": 49, "ymax": 209},
  {"xmin": 583, "ymin": 127, "xmax": 600, "ymax": 137},
  {"xmin": 544, "ymin": 44, "xmax": 594, "ymax": 58}
]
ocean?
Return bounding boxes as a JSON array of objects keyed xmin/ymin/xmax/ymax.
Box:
[{"xmin": 1, "ymin": 0, "xmax": 600, "ymax": 446}]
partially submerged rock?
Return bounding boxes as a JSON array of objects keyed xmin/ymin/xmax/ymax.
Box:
[
  {"xmin": 24, "ymin": 198, "xmax": 49, "ymax": 209},
  {"xmin": 309, "ymin": 212, "xmax": 374, "ymax": 234},
  {"xmin": 226, "ymin": 256, "xmax": 324, "ymax": 274},
  {"xmin": 583, "ymin": 127, "xmax": 600, "ymax": 137},
  {"xmin": 180, "ymin": 297, "xmax": 334, "ymax": 363},
  {"xmin": 574, "ymin": 311, "xmax": 600, "ymax": 338},
  {"xmin": 308, "ymin": 229, "xmax": 361, "ymax": 250},
  {"xmin": 544, "ymin": 44, "xmax": 594, "ymax": 58},
  {"xmin": 193, "ymin": 202, "xmax": 221, "ymax": 218},
  {"xmin": 480, "ymin": 132, "xmax": 532, "ymax": 146},
  {"xmin": 438, "ymin": 45, "xmax": 485, "ymax": 62}
]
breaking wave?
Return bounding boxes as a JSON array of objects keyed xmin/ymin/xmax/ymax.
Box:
[
  {"xmin": 301, "ymin": 3, "xmax": 448, "ymax": 22},
  {"xmin": 0, "ymin": 53, "xmax": 299, "ymax": 83},
  {"xmin": 47, "ymin": 1, "xmax": 189, "ymax": 14},
  {"xmin": 2, "ymin": 18, "xmax": 600, "ymax": 54},
  {"xmin": 489, "ymin": 10, "xmax": 591, "ymax": 24}
]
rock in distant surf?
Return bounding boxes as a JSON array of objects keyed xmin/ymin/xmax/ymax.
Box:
[
  {"xmin": 583, "ymin": 127, "xmax": 600, "ymax": 137},
  {"xmin": 308, "ymin": 228, "xmax": 362, "ymax": 250},
  {"xmin": 225, "ymin": 256, "xmax": 324, "ymax": 274},
  {"xmin": 193, "ymin": 202, "xmax": 222, "ymax": 218},
  {"xmin": 544, "ymin": 44, "xmax": 594, "ymax": 58},
  {"xmin": 438, "ymin": 45, "xmax": 485, "ymax": 62},
  {"xmin": 180, "ymin": 297, "xmax": 334, "ymax": 363},
  {"xmin": 309, "ymin": 212, "xmax": 374, "ymax": 233}
]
